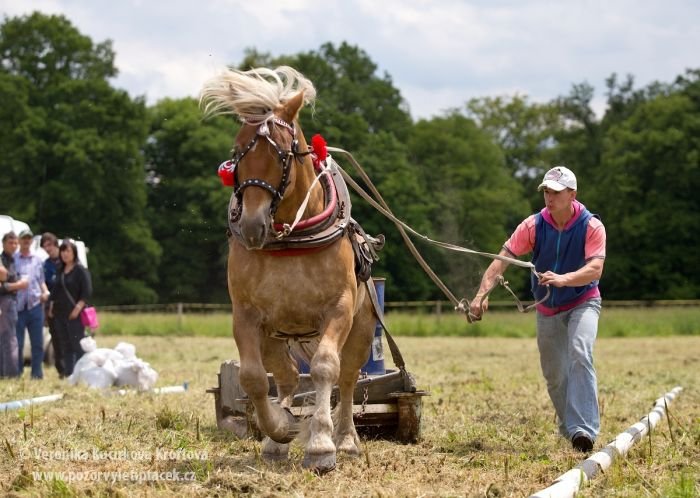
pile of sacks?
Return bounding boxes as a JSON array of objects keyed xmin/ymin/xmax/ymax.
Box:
[{"xmin": 68, "ymin": 337, "xmax": 158, "ymax": 391}]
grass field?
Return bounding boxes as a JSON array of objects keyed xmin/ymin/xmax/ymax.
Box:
[
  {"xmin": 1, "ymin": 327, "xmax": 698, "ymax": 496},
  {"xmin": 97, "ymin": 306, "xmax": 700, "ymax": 338}
]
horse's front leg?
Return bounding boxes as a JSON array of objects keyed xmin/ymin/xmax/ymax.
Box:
[
  {"xmin": 233, "ymin": 306, "xmax": 297, "ymax": 444},
  {"xmin": 260, "ymin": 336, "xmax": 300, "ymax": 461},
  {"xmin": 303, "ymin": 292, "xmax": 355, "ymax": 473}
]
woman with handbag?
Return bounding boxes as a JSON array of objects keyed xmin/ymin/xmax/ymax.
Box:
[{"xmin": 48, "ymin": 239, "xmax": 93, "ymax": 377}]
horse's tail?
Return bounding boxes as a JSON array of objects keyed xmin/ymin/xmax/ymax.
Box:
[{"xmin": 199, "ymin": 66, "xmax": 316, "ymax": 120}]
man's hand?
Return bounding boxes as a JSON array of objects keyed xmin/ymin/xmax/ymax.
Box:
[
  {"xmin": 538, "ymin": 271, "xmax": 568, "ymax": 288},
  {"xmin": 468, "ymin": 294, "xmax": 489, "ymax": 322}
]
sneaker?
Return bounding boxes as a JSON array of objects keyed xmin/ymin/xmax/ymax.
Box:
[{"xmin": 572, "ymin": 433, "xmax": 594, "ymax": 453}]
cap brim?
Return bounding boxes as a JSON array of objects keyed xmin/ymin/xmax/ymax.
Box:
[{"xmin": 538, "ymin": 180, "xmax": 567, "ymax": 192}]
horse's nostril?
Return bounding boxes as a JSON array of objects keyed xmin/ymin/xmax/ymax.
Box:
[{"xmin": 240, "ymin": 216, "xmax": 268, "ymax": 249}]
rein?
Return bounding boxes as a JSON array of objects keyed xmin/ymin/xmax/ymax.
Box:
[
  {"xmin": 220, "ymin": 122, "xmax": 550, "ymax": 320},
  {"xmin": 326, "ymin": 146, "xmax": 551, "ymax": 322}
]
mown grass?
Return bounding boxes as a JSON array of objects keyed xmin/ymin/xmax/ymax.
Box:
[
  {"xmin": 97, "ymin": 306, "xmax": 700, "ymax": 338},
  {"xmin": 1, "ymin": 335, "xmax": 698, "ymax": 497}
]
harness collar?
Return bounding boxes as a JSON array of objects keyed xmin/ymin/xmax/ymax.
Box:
[{"xmin": 228, "ymin": 156, "xmax": 352, "ymax": 255}]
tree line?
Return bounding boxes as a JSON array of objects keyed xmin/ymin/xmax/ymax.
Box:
[{"xmin": 1, "ymin": 12, "xmax": 698, "ymax": 304}]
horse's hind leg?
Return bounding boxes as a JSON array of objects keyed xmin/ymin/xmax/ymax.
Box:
[
  {"xmin": 260, "ymin": 337, "xmax": 300, "ymax": 461},
  {"xmin": 335, "ymin": 294, "xmax": 375, "ymax": 456}
]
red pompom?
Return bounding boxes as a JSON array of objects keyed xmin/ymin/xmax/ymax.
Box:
[
  {"xmin": 311, "ymin": 134, "xmax": 327, "ymax": 163},
  {"xmin": 218, "ymin": 160, "xmax": 235, "ymax": 187}
]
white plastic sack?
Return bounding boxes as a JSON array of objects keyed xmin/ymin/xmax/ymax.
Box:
[
  {"xmin": 114, "ymin": 342, "xmax": 136, "ymax": 359},
  {"xmin": 80, "ymin": 336, "xmax": 97, "ymax": 353},
  {"xmin": 74, "ymin": 362, "xmax": 118, "ymax": 389},
  {"xmin": 68, "ymin": 338, "xmax": 158, "ymax": 391},
  {"xmin": 114, "ymin": 358, "xmax": 158, "ymax": 391}
]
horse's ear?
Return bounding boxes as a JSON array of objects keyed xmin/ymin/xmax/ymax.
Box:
[{"xmin": 279, "ymin": 91, "xmax": 305, "ymax": 122}]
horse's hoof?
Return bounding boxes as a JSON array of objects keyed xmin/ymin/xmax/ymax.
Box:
[
  {"xmin": 220, "ymin": 416, "xmax": 250, "ymax": 439},
  {"xmin": 262, "ymin": 450, "xmax": 289, "ymax": 462},
  {"xmin": 336, "ymin": 436, "xmax": 361, "ymax": 457},
  {"xmin": 262, "ymin": 438, "xmax": 289, "ymax": 461},
  {"xmin": 265, "ymin": 408, "xmax": 299, "ymax": 444},
  {"xmin": 302, "ymin": 452, "xmax": 336, "ymax": 474}
]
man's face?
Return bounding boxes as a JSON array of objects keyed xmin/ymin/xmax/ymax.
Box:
[
  {"xmin": 42, "ymin": 240, "xmax": 60, "ymax": 258},
  {"xmin": 3, "ymin": 238, "xmax": 18, "ymax": 255},
  {"xmin": 19, "ymin": 236, "xmax": 32, "ymax": 252},
  {"xmin": 543, "ymin": 187, "xmax": 576, "ymax": 213}
]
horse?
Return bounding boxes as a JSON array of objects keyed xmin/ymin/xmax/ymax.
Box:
[{"xmin": 200, "ymin": 66, "xmax": 379, "ymax": 473}]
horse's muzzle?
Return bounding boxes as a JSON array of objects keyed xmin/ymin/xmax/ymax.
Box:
[{"xmin": 239, "ymin": 208, "xmax": 270, "ymax": 250}]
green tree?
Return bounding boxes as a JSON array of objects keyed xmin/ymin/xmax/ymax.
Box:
[
  {"xmin": 268, "ymin": 42, "xmax": 413, "ymax": 151},
  {"xmin": 0, "ymin": 12, "xmax": 160, "ymax": 303},
  {"xmin": 144, "ymin": 98, "xmax": 234, "ymax": 302},
  {"xmin": 407, "ymin": 113, "xmax": 531, "ymax": 298},
  {"xmin": 594, "ymin": 71, "xmax": 700, "ymax": 298},
  {"xmin": 464, "ymin": 95, "xmax": 560, "ymax": 202}
]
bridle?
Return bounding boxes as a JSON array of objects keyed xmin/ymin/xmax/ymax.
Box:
[{"xmin": 227, "ymin": 116, "xmax": 310, "ymax": 224}]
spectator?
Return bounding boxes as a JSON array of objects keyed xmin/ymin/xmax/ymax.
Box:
[
  {"xmin": 1, "ymin": 232, "xmax": 28, "ymax": 378},
  {"xmin": 41, "ymin": 232, "xmax": 65, "ymax": 377},
  {"xmin": 15, "ymin": 229, "xmax": 50, "ymax": 379},
  {"xmin": 49, "ymin": 239, "xmax": 92, "ymax": 376}
]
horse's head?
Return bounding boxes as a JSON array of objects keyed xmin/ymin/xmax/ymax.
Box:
[
  {"xmin": 232, "ymin": 92, "xmax": 307, "ymax": 248},
  {"xmin": 200, "ymin": 67, "xmax": 316, "ymax": 249}
]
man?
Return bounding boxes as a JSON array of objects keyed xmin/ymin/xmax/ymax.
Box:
[
  {"xmin": 15, "ymin": 229, "xmax": 50, "ymax": 379},
  {"xmin": 470, "ymin": 166, "xmax": 606, "ymax": 453},
  {"xmin": 1, "ymin": 232, "xmax": 28, "ymax": 378},
  {"xmin": 41, "ymin": 232, "xmax": 65, "ymax": 376}
]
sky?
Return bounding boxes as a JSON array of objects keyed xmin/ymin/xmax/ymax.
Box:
[{"xmin": 2, "ymin": 0, "xmax": 699, "ymax": 120}]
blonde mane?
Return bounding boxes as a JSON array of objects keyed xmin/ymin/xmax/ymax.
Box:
[{"xmin": 199, "ymin": 66, "xmax": 316, "ymax": 124}]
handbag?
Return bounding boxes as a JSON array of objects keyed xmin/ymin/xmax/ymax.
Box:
[
  {"xmin": 60, "ymin": 269, "xmax": 100, "ymax": 330},
  {"xmin": 80, "ymin": 306, "xmax": 100, "ymax": 329}
]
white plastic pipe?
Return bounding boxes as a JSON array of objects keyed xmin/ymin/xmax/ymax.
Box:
[
  {"xmin": 0, "ymin": 393, "xmax": 64, "ymax": 412},
  {"xmin": 114, "ymin": 382, "xmax": 189, "ymax": 396},
  {"xmin": 530, "ymin": 386, "xmax": 683, "ymax": 498},
  {"xmin": 153, "ymin": 382, "xmax": 189, "ymax": 394}
]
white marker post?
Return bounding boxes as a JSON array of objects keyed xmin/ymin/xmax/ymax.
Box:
[{"xmin": 530, "ymin": 386, "xmax": 683, "ymax": 498}]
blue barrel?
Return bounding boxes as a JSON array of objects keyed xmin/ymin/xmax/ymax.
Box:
[
  {"xmin": 295, "ymin": 278, "xmax": 386, "ymax": 375},
  {"xmin": 296, "ymin": 353, "xmax": 311, "ymax": 374},
  {"xmin": 361, "ymin": 277, "xmax": 386, "ymax": 375}
]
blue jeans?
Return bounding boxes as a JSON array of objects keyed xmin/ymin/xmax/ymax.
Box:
[
  {"xmin": 16, "ymin": 303, "xmax": 45, "ymax": 379},
  {"xmin": 536, "ymin": 298, "xmax": 601, "ymax": 441}
]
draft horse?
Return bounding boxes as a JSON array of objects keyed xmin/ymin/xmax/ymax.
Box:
[{"xmin": 200, "ymin": 66, "xmax": 377, "ymax": 473}]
